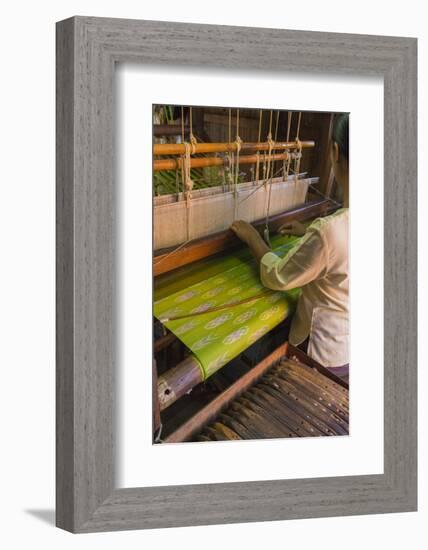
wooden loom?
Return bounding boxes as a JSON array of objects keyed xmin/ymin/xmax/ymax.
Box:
[{"xmin": 153, "ymin": 113, "xmax": 347, "ymax": 443}]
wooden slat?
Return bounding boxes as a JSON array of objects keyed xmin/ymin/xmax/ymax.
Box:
[{"xmin": 195, "ymin": 356, "xmax": 349, "ymax": 442}]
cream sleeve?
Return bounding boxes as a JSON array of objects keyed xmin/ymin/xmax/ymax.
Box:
[{"xmin": 260, "ymin": 228, "xmax": 329, "ymax": 291}]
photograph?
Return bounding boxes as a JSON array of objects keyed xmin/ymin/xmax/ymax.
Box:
[{"xmin": 152, "ymin": 104, "xmax": 350, "ymax": 443}]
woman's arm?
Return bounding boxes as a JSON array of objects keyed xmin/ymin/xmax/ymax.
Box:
[
  {"xmin": 230, "ymin": 220, "xmax": 270, "ymax": 262},
  {"xmin": 231, "ymin": 219, "xmax": 329, "ymax": 292}
]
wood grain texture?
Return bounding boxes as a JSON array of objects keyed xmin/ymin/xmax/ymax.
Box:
[{"xmin": 56, "ymin": 16, "xmax": 417, "ymax": 532}]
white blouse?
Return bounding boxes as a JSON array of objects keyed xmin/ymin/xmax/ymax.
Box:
[{"xmin": 260, "ymin": 208, "xmax": 349, "ymax": 367}]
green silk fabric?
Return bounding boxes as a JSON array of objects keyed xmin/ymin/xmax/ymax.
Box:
[{"xmin": 154, "ymin": 235, "xmax": 301, "ymax": 380}]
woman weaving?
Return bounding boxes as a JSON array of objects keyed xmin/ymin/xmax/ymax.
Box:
[{"xmin": 231, "ymin": 114, "xmax": 349, "ymax": 381}]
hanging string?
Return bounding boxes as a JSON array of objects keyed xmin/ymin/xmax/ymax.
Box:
[
  {"xmin": 255, "ymin": 109, "xmax": 263, "ymax": 185},
  {"xmin": 308, "ymin": 181, "xmax": 343, "ymax": 208},
  {"xmin": 228, "ymin": 108, "xmax": 232, "ymax": 143},
  {"xmin": 283, "ymin": 111, "xmax": 292, "ymax": 180},
  {"xmin": 264, "ymin": 166, "xmax": 275, "ymax": 246},
  {"xmin": 237, "ymin": 109, "xmax": 272, "ymax": 206},
  {"xmin": 228, "ymin": 108, "xmax": 234, "ymax": 186},
  {"xmin": 175, "ymin": 106, "xmax": 184, "ymax": 200},
  {"xmin": 153, "ymin": 235, "xmax": 193, "ymax": 267},
  {"xmin": 235, "ymin": 108, "xmax": 241, "ymax": 187},
  {"xmin": 181, "ymin": 106, "xmax": 185, "ymax": 143},
  {"xmin": 274, "ymin": 110, "xmax": 280, "ymax": 140},
  {"xmin": 272, "ymin": 110, "xmax": 280, "ymax": 182},
  {"xmin": 294, "ymin": 112, "xmax": 303, "ymax": 177},
  {"xmin": 265, "ymin": 110, "xmax": 274, "ymax": 186},
  {"xmin": 263, "ymin": 110, "xmax": 275, "ymax": 246},
  {"xmin": 189, "ymin": 106, "xmax": 197, "ymax": 150},
  {"xmin": 296, "ymin": 111, "xmax": 302, "ymax": 140},
  {"xmin": 233, "ymin": 108, "xmax": 242, "ymax": 220},
  {"xmin": 287, "ymin": 111, "xmax": 292, "ymax": 141},
  {"xmin": 292, "ymin": 112, "xmax": 303, "ymax": 207}
]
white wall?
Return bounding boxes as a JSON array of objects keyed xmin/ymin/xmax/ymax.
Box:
[{"xmin": 0, "ymin": 1, "xmax": 425, "ymax": 548}]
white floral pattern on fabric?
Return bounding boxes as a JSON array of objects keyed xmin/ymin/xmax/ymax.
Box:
[
  {"xmin": 204, "ymin": 312, "xmax": 234, "ymax": 329},
  {"xmin": 174, "ymin": 320, "xmax": 199, "ymax": 335},
  {"xmin": 243, "ymin": 299, "xmax": 260, "ymax": 309},
  {"xmin": 260, "ymin": 305, "xmax": 280, "ymax": 321},
  {"xmin": 237, "ymin": 272, "xmax": 252, "ymax": 282},
  {"xmin": 212, "ymin": 277, "xmax": 226, "ymax": 285},
  {"xmin": 205, "ymin": 352, "xmax": 233, "ymax": 375},
  {"xmin": 247, "ymin": 325, "xmax": 270, "ymax": 345},
  {"xmin": 233, "ymin": 309, "xmax": 257, "ymax": 325},
  {"xmin": 223, "ymin": 327, "xmax": 249, "ymax": 345},
  {"xmin": 191, "ymin": 302, "xmax": 215, "ymax": 314},
  {"xmin": 174, "ymin": 290, "xmax": 198, "ymax": 303},
  {"xmin": 227, "ymin": 287, "xmax": 242, "ymax": 296},
  {"xmin": 202, "ymin": 286, "xmax": 225, "ymax": 299},
  {"xmin": 192, "ymin": 334, "xmax": 219, "ymax": 350}
]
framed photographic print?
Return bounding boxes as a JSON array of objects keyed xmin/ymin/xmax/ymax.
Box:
[{"xmin": 56, "ymin": 16, "xmax": 417, "ymax": 532}]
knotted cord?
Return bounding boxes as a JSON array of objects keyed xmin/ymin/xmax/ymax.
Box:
[
  {"xmin": 272, "ymin": 110, "xmax": 280, "ymax": 178},
  {"xmin": 233, "ymin": 109, "xmax": 242, "ymax": 220},
  {"xmin": 292, "ymin": 112, "xmax": 303, "ymax": 206},
  {"xmin": 263, "ymin": 110, "xmax": 277, "ymax": 246},
  {"xmin": 228, "ymin": 108, "xmax": 234, "ymax": 185},
  {"xmin": 264, "ymin": 110, "xmax": 274, "ymax": 187},
  {"xmin": 255, "ymin": 109, "xmax": 263, "ymax": 184},
  {"xmin": 282, "ymin": 111, "xmax": 292, "ymax": 179}
]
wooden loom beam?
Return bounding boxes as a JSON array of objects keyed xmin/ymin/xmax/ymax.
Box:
[
  {"xmin": 154, "ymin": 198, "xmax": 336, "ymax": 277},
  {"xmin": 153, "ymin": 140, "xmax": 315, "ymax": 156},
  {"xmin": 163, "ymin": 342, "xmax": 289, "ymax": 442},
  {"xmin": 155, "ymin": 152, "xmax": 294, "ymax": 172},
  {"xmin": 157, "ymin": 356, "xmax": 203, "ymax": 411},
  {"xmin": 154, "ymin": 124, "xmax": 190, "ymax": 136}
]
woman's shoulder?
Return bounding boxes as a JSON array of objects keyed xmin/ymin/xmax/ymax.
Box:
[
  {"xmin": 309, "ymin": 208, "xmax": 348, "ymax": 233},
  {"xmin": 306, "ymin": 208, "xmax": 348, "ymax": 250}
]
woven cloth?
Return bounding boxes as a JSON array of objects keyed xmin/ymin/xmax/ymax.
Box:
[
  {"xmin": 154, "ymin": 178, "xmax": 308, "ymax": 250},
  {"xmin": 154, "ymin": 235, "xmax": 301, "ymax": 379}
]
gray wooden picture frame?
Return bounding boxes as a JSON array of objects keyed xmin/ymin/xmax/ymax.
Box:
[{"xmin": 56, "ymin": 16, "xmax": 417, "ymax": 533}]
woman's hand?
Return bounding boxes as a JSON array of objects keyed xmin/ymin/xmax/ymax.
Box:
[
  {"xmin": 230, "ymin": 220, "xmax": 260, "ymax": 244},
  {"xmin": 231, "ymin": 220, "xmax": 271, "ymax": 262},
  {"xmin": 278, "ymin": 220, "xmax": 307, "ymax": 237}
]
